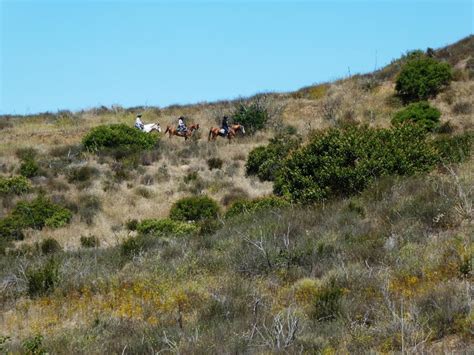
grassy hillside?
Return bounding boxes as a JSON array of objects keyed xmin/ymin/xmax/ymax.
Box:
[{"xmin": 0, "ymin": 36, "xmax": 472, "ymax": 353}]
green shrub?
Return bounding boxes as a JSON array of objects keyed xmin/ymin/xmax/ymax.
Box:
[
  {"xmin": 27, "ymin": 258, "xmax": 60, "ymax": 296},
  {"xmin": 310, "ymin": 279, "xmax": 343, "ymax": 321},
  {"xmin": 137, "ymin": 218, "xmax": 197, "ymax": 237},
  {"xmin": 207, "ymin": 157, "xmax": 223, "ymax": 170},
  {"xmin": 225, "ymin": 196, "xmax": 290, "ymax": 218},
  {"xmin": 0, "ymin": 196, "xmax": 72, "ymax": 240},
  {"xmin": 120, "ymin": 236, "xmax": 146, "ymax": 258},
  {"xmin": 198, "ymin": 218, "xmax": 222, "ymax": 236},
  {"xmin": 80, "ymin": 235, "xmax": 100, "ymax": 248},
  {"xmin": 232, "ymin": 101, "xmax": 269, "ymax": 134},
  {"xmin": 0, "ymin": 176, "xmax": 31, "ymax": 195},
  {"xmin": 395, "ymin": 56, "xmax": 452, "ymax": 103},
  {"xmin": 20, "ymin": 159, "xmax": 40, "ymax": 178},
  {"xmin": 22, "ymin": 334, "xmax": 46, "ymax": 355},
  {"xmin": 40, "ymin": 238, "xmax": 62, "ymax": 254},
  {"xmin": 392, "ymin": 101, "xmax": 441, "ymax": 131},
  {"xmin": 82, "ymin": 124, "xmax": 156, "ymax": 154},
  {"xmin": 169, "ymin": 196, "xmax": 220, "ymax": 222},
  {"xmin": 432, "ymin": 132, "xmax": 473, "ymax": 164},
  {"xmin": 274, "ymin": 125, "xmax": 438, "ymax": 203},
  {"xmin": 125, "ymin": 219, "xmax": 139, "ymax": 231},
  {"xmin": 246, "ymin": 134, "xmax": 301, "ymax": 181}
]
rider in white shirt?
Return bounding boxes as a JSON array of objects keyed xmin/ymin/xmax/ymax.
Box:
[
  {"xmin": 135, "ymin": 114, "xmax": 144, "ymax": 130},
  {"xmin": 177, "ymin": 116, "xmax": 187, "ymax": 133}
]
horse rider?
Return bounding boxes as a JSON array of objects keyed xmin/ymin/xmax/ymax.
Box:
[
  {"xmin": 178, "ymin": 116, "xmax": 187, "ymax": 134},
  {"xmin": 221, "ymin": 116, "xmax": 229, "ymax": 136},
  {"xmin": 135, "ymin": 114, "xmax": 144, "ymax": 131}
]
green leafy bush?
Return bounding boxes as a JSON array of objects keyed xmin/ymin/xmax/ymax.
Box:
[
  {"xmin": 274, "ymin": 125, "xmax": 438, "ymax": 203},
  {"xmin": 0, "ymin": 196, "xmax": 72, "ymax": 240},
  {"xmin": 27, "ymin": 258, "xmax": 60, "ymax": 297},
  {"xmin": 80, "ymin": 235, "xmax": 100, "ymax": 248},
  {"xmin": 82, "ymin": 124, "xmax": 156, "ymax": 154},
  {"xmin": 432, "ymin": 132, "xmax": 473, "ymax": 164},
  {"xmin": 0, "ymin": 176, "xmax": 31, "ymax": 195},
  {"xmin": 137, "ymin": 218, "xmax": 197, "ymax": 237},
  {"xmin": 246, "ymin": 134, "xmax": 301, "ymax": 181},
  {"xmin": 40, "ymin": 238, "xmax": 62, "ymax": 254},
  {"xmin": 232, "ymin": 101, "xmax": 269, "ymax": 134},
  {"xmin": 395, "ymin": 56, "xmax": 452, "ymax": 103},
  {"xmin": 169, "ymin": 196, "xmax": 220, "ymax": 222},
  {"xmin": 20, "ymin": 159, "xmax": 40, "ymax": 178},
  {"xmin": 120, "ymin": 236, "xmax": 146, "ymax": 259},
  {"xmin": 225, "ymin": 196, "xmax": 290, "ymax": 218},
  {"xmin": 392, "ymin": 101, "xmax": 441, "ymax": 131}
]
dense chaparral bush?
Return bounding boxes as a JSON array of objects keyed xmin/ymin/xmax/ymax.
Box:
[
  {"xmin": 225, "ymin": 196, "xmax": 290, "ymax": 218},
  {"xmin": 232, "ymin": 101, "xmax": 269, "ymax": 134},
  {"xmin": 391, "ymin": 101, "xmax": 441, "ymax": 131},
  {"xmin": 137, "ymin": 218, "xmax": 198, "ymax": 237},
  {"xmin": 82, "ymin": 124, "xmax": 156, "ymax": 154},
  {"xmin": 169, "ymin": 196, "xmax": 220, "ymax": 222},
  {"xmin": 395, "ymin": 55, "xmax": 452, "ymax": 103},
  {"xmin": 274, "ymin": 124, "xmax": 438, "ymax": 203},
  {"xmin": 0, "ymin": 176, "xmax": 31, "ymax": 195},
  {"xmin": 246, "ymin": 134, "xmax": 301, "ymax": 181}
]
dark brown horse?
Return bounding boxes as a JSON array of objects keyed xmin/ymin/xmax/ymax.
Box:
[
  {"xmin": 164, "ymin": 124, "xmax": 200, "ymax": 140},
  {"xmin": 208, "ymin": 124, "xmax": 245, "ymax": 142}
]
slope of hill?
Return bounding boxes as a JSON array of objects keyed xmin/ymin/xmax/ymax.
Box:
[{"xmin": 0, "ymin": 36, "xmax": 472, "ymax": 353}]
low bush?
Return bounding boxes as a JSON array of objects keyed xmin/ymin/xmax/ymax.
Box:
[
  {"xmin": 246, "ymin": 134, "xmax": 301, "ymax": 181},
  {"xmin": 0, "ymin": 196, "xmax": 72, "ymax": 240},
  {"xmin": 221, "ymin": 187, "xmax": 250, "ymax": 206},
  {"xmin": 80, "ymin": 235, "xmax": 100, "ymax": 248},
  {"xmin": 20, "ymin": 159, "xmax": 40, "ymax": 178},
  {"xmin": 169, "ymin": 196, "xmax": 220, "ymax": 222},
  {"xmin": 82, "ymin": 124, "xmax": 156, "ymax": 155},
  {"xmin": 225, "ymin": 196, "xmax": 290, "ymax": 218},
  {"xmin": 26, "ymin": 258, "xmax": 60, "ymax": 297},
  {"xmin": 40, "ymin": 238, "xmax": 62, "ymax": 254},
  {"xmin": 207, "ymin": 157, "xmax": 223, "ymax": 170},
  {"xmin": 0, "ymin": 176, "xmax": 31, "ymax": 195},
  {"xmin": 120, "ymin": 236, "xmax": 146, "ymax": 259},
  {"xmin": 395, "ymin": 55, "xmax": 452, "ymax": 103},
  {"xmin": 432, "ymin": 132, "xmax": 473, "ymax": 164},
  {"xmin": 274, "ymin": 124, "xmax": 438, "ymax": 203},
  {"xmin": 391, "ymin": 101, "xmax": 441, "ymax": 131},
  {"xmin": 125, "ymin": 219, "xmax": 139, "ymax": 231},
  {"xmin": 232, "ymin": 101, "xmax": 269, "ymax": 134},
  {"xmin": 16, "ymin": 147, "xmax": 38, "ymax": 161},
  {"xmin": 137, "ymin": 218, "xmax": 197, "ymax": 237}
]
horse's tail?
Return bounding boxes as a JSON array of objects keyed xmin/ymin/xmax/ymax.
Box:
[
  {"xmin": 208, "ymin": 128, "xmax": 212, "ymax": 141},
  {"xmin": 164, "ymin": 126, "xmax": 170, "ymax": 134}
]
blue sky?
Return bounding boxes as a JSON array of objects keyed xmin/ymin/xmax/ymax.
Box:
[{"xmin": 1, "ymin": 0, "xmax": 472, "ymax": 115}]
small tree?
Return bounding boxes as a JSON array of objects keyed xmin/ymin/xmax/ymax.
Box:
[
  {"xmin": 169, "ymin": 196, "xmax": 220, "ymax": 222},
  {"xmin": 232, "ymin": 101, "xmax": 269, "ymax": 134},
  {"xmin": 395, "ymin": 56, "xmax": 452, "ymax": 104},
  {"xmin": 392, "ymin": 101, "xmax": 441, "ymax": 131}
]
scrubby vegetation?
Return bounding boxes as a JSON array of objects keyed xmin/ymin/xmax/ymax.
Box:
[
  {"xmin": 0, "ymin": 36, "xmax": 472, "ymax": 353},
  {"xmin": 246, "ymin": 134, "xmax": 301, "ymax": 181},
  {"xmin": 392, "ymin": 101, "xmax": 441, "ymax": 131},
  {"xmin": 82, "ymin": 124, "xmax": 157, "ymax": 154},
  {"xmin": 395, "ymin": 54, "xmax": 452, "ymax": 103},
  {"xmin": 169, "ymin": 195, "xmax": 220, "ymax": 222},
  {"xmin": 274, "ymin": 124, "xmax": 437, "ymax": 203}
]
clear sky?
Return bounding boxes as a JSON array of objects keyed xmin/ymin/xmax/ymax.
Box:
[{"xmin": 0, "ymin": 0, "xmax": 472, "ymax": 115}]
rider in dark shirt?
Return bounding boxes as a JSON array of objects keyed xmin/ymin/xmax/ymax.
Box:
[{"xmin": 221, "ymin": 116, "xmax": 229, "ymax": 136}]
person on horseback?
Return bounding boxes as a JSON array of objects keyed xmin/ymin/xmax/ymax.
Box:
[
  {"xmin": 135, "ymin": 114, "xmax": 144, "ymax": 131},
  {"xmin": 221, "ymin": 116, "xmax": 229, "ymax": 136},
  {"xmin": 177, "ymin": 116, "xmax": 187, "ymax": 134}
]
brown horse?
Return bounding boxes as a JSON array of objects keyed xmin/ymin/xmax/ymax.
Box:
[
  {"xmin": 164, "ymin": 124, "xmax": 200, "ymax": 140},
  {"xmin": 208, "ymin": 124, "xmax": 245, "ymax": 142}
]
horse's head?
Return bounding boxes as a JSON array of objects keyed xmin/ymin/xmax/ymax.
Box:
[
  {"xmin": 155, "ymin": 123, "xmax": 162, "ymax": 132},
  {"xmin": 190, "ymin": 123, "xmax": 200, "ymax": 131},
  {"xmin": 233, "ymin": 124, "xmax": 245, "ymax": 134}
]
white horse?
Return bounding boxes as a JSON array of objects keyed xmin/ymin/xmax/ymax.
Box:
[{"xmin": 142, "ymin": 123, "xmax": 161, "ymax": 133}]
